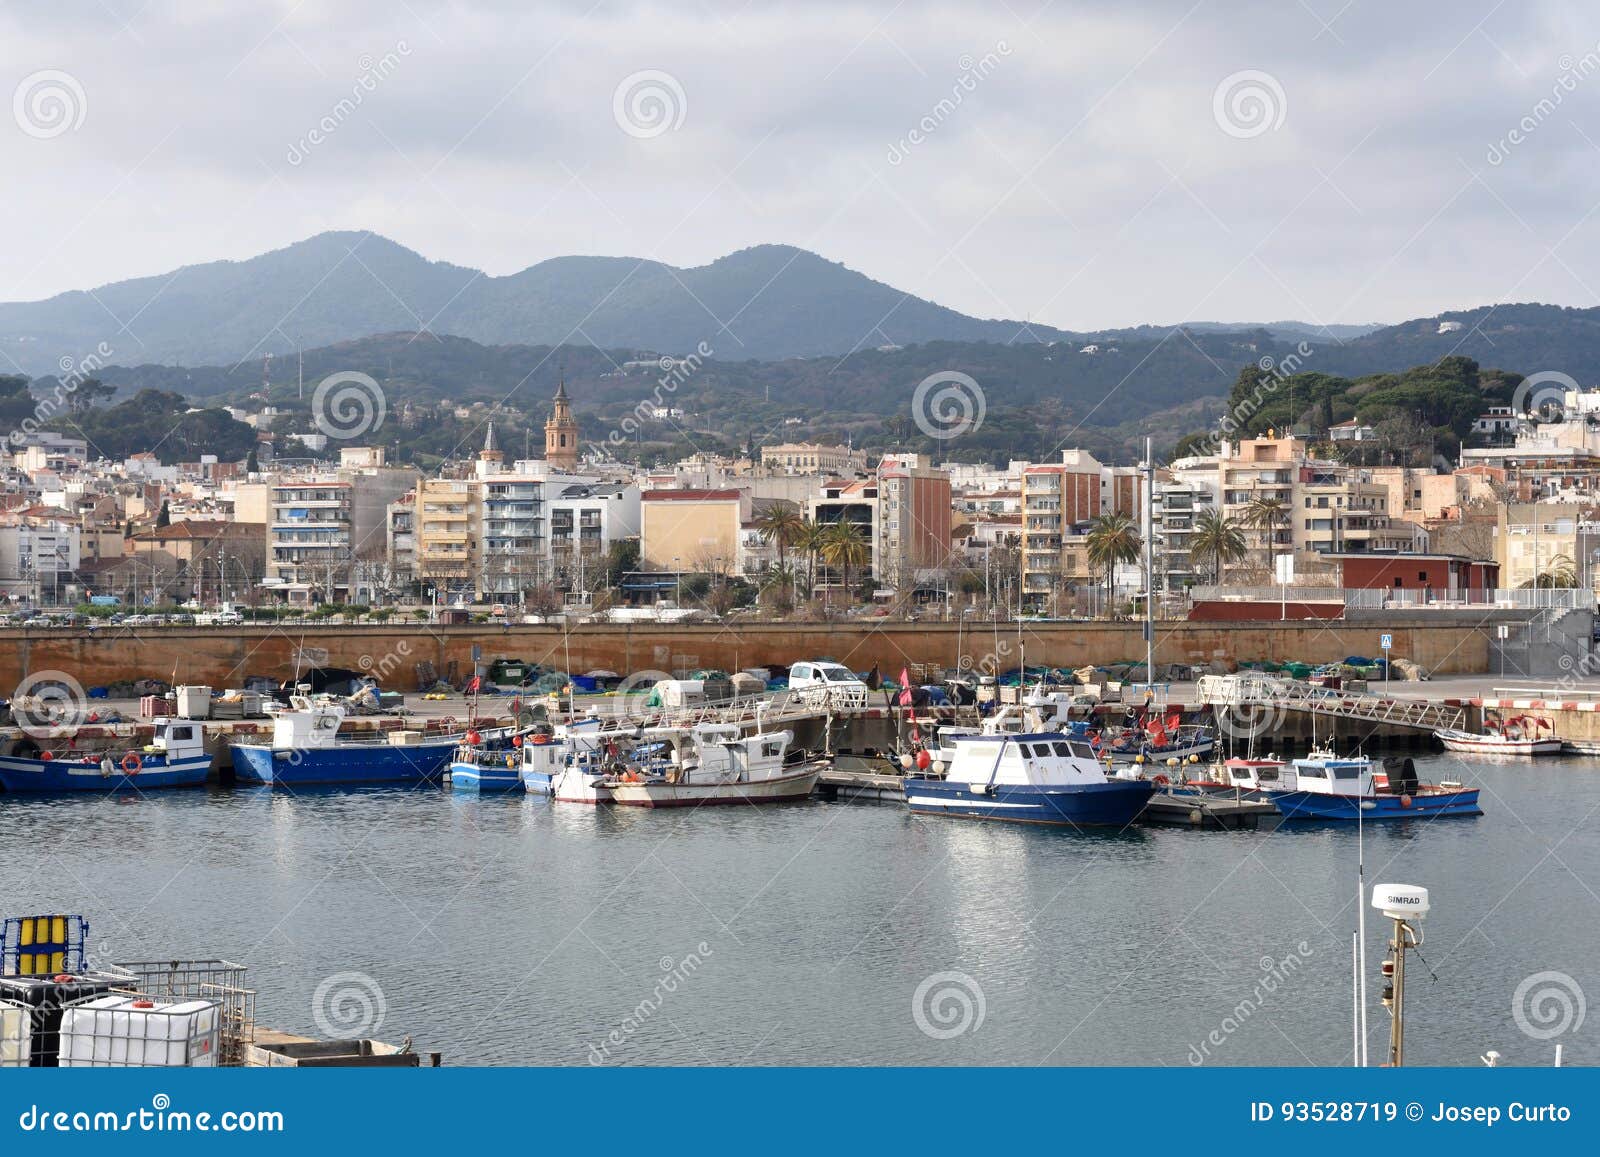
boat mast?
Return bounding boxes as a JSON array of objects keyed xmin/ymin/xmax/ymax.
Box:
[{"xmin": 1144, "ymin": 436, "xmax": 1154, "ymax": 693}]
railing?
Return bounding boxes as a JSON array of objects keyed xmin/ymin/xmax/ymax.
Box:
[
  {"xmin": 1197, "ymin": 673, "xmax": 1466, "ymax": 732},
  {"xmin": 1187, "ymin": 586, "xmax": 1593, "ymax": 610}
]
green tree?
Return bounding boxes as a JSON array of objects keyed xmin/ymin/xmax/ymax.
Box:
[
  {"xmin": 1191, "ymin": 509, "xmax": 1247, "ymax": 584},
  {"xmin": 1242, "ymin": 494, "xmax": 1290, "ymax": 568},
  {"xmin": 753, "ymin": 501, "xmax": 805, "ymax": 586},
  {"xmin": 820, "ymin": 521, "xmax": 871, "ymax": 606},
  {"xmin": 1086, "ymin": 512, "xmax": 1141, "ymax": 616}
]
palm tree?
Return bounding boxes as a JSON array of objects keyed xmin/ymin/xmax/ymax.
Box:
[
  {"xmin": 794, "ymin": 518, "xmax": 830, "ymax": 600},
  {"xmin": 1085, "ymin": 512, "xmax": 1141, "ymax": 616},
  {"xmin": 820, "ymin": 521, "xmax": 871, "ymax": 606},
  {"xmin": 1242, "ymin": 494, "xmax": 1290, "ymax": 569},
  {"xmin": 1521, "ymin": 553, "xmax": 1580, "ymax": 589},
  {"xmin": 1191, "ymin": 509, "xmax": 1247, "ymax": 584},
  {"xmin": 754, "ymin": 502, "xmax": 804, "ymax": 590}
]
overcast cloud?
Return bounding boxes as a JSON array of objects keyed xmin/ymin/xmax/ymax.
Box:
[{"xmin": 3, "ymin": 0, "xmax": 1600, "ymax": 330}]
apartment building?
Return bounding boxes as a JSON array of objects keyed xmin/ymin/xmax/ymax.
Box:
[
  {"xmin": 759, "ymin": 442, "xmax": 868, "ymax": 475},
  {"xmin": 876, "ymin": 453, "xmax": 952, "ymax": 589},
  {"xmin": 640, "ymin": 489, "xmax": 747, "ymax": 574},
  {"xmin": 264, "ymin": 462, "xmax": 417, "ymax": 601}
]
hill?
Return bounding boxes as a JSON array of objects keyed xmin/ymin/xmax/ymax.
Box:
[{"xmin": 0, "ymin": 232, "xmax": 1073, "ymax": 374}]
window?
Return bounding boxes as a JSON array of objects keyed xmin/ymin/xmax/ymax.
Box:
[
  {"xmin": 1300, "ymin": 764, "xmax": 1327, "ymax": 778},
  {"xmin": 1032, "ymin": 743, "xmax": 1053, "ymax": 757},
  {"xmin": 1052, "ymin": 742, "xmax": 1072, "ymax": 757},
  {"xmin": 1331, "ymin": 765, "xmax": 1361, "ymax": 780},
  {"xmin": 1070, "ymin": 742, "xmax": 1096, "ymax": 760},
  {"xmin": 762, "ymin": 742, "xmax": 782, "ymax": 758}
]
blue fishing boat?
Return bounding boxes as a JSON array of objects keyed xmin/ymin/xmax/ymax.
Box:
[
  {"xmin": 905, "ymin": 732, "xmax": 1155, "ymax": 827},
  {"xmin": 230, "ymin": 697, "xmax": 457, "ymax": 787},
  {"xmin": 449, "ymin": 733, "xmax": 524, "ymax": 793},
  {"xmin": 0, "ymin": 719, "xmax": 211, "ymax": 793},
  {"xmin": 1266, "ymin": 752, "xmax": 1482, "ymax": 821}
]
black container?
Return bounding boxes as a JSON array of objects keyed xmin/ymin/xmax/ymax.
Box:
[{"xmin": 0, "ymin": 972, "xmax": 131, "ymax": 1066}]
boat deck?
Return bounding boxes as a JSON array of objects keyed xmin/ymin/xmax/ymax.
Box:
[{"xmin": 1141, "ymin": 791, "xmax": 1280, "ymax": 830}]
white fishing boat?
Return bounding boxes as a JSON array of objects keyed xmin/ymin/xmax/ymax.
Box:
[
  {"xmin": 1435, "ymin": 714, "xmax": 1561, "ymax": 756},
  {"xmin": 553, "ymin": 722, "xmax": 821, "ymax": 807}
]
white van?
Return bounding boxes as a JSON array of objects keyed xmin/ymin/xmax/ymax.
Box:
[{"xmin": 787, "ymin": 661, "xmax": 870, "ymax": 709}]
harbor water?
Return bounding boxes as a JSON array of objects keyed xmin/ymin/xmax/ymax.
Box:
[{"xmin": 2, "ymin": 753, "xmax": 1596, "ymax": 1066}]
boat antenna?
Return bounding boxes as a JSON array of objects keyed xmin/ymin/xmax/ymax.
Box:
[{"xmin": 1356, "ymin": 783, "xmax": 1369, "ymax": 1066}]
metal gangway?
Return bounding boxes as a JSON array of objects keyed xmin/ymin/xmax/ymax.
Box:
[
  {"xmin": 1197, "ymin": 673, "xmax": 1466, "ymax": 733},
  {"xmin": 550, "ymin": 686, "xmax": 863, "ymax": 735}
]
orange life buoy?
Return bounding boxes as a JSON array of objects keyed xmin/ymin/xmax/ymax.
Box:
[
  {"xmin": 1399, "ymin": 794, "xmax": 1413, "ymax": 808},
  {"xmin": 532, "ymin": 733, "xmax": 550, "ymax": 745},
  {"xmin": 121, "ymin": 751, "xmax": 143, "ymax": 774},
  {"xmin": 1152, "ymin": 773, "xmax": 1170, "ymax": 786}
]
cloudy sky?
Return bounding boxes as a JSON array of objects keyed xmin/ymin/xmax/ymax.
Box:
[{"xmin": 3, "ymin": 0, "xmax": 1600, "ymax": 330}]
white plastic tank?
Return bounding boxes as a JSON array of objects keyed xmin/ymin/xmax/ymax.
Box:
[
  {"xmin": 175, "ymin": 686, "xmax": 214, "ymax": 719},
  {"xmin": 1371, "ymin": 883, "xmax": 1430, "ymax": 921},
  {"xmin": 58, "ymin": 995, "xmax": 220, "ymax": 1067},
  {"xmin": 0, "ymin": 999, "xmax": 30, "ymax": 1066}
]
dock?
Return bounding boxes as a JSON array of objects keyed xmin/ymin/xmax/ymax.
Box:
[
  {"xmin": 1140, "ymin": 790, "xmax": 1279, "ymax": 830},
  {"xmin": 815, "ymin": 768, "xmax": 906, "ymax": 802}
]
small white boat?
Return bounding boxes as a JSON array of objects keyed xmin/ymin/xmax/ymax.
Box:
[
  {"xmin": 554, "ymin": 723, "xmax": 822, "ymax": 807},
  {"xmin": 1435, "ymin": 713, "xmax": 1562, "ymax": 756}
]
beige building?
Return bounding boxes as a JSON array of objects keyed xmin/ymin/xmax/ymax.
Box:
[
  {"xmin": 760, "ymin": 442, "xmax": 867, "ymax": 475},
  {"xmin": 1497, "ymin": 502, "xmax": 1590, "ymax": 589},
  {"xmin": 640, "ymin": 489, "xmax": 747, "ymax": 573},
  {"xmin": 416, "ymin": 478, "xmax": 476, "ymax": 594}
]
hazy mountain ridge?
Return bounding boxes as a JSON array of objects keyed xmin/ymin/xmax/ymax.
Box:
[{"xmin": 0, "ymin": 232, "xmax": 1073, "ymax": 373}]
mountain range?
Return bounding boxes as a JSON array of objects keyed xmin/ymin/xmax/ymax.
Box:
[{"xmin": 3, "ymin": 231, "xmax": 1389, "ymax": 376}]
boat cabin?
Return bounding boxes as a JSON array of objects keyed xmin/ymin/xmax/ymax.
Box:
[
  {"xmin": 266, "ymin": 696, "xmax": 346, "ymax": 750},
  {"xmin": 150, "ymin": 719, "xmax": 207, "ymax": 760},
  {"xmin": 945, "ymin": 733, "xmax": 1107, "ymax": 789},
  {"xmin": 1284, "ymin": 754, "xmax": 1376, "ymax": 796}
]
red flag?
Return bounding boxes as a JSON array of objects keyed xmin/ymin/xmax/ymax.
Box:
[{"xmin": 897, "ymin": 667, "xmax": 913, "ymax": 707}]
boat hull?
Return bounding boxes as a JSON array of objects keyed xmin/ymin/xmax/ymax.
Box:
[
  {"xmin": 449, "ymin": 760, "xmax": 524, "ymax": 793},
  {"xmin": 0, "ymin": 753, "xmax": 211, "ymax": 793},
  {"xmin": 520, "ymin": 769, "xmax": 556, "ymax": 795},
  {"xmin": 229, "ymin": 741, "xmax": 455, "ymax": 786},
  {"xmin": 1434, "ymin": 730, "xmax": 1562, "ymax": 756},
  {"xmin": 904, "ymin": 777, "xmax": 1156, "ymax": 826},
  {"xmin": 1268, "ymin": 788, "xmax": 1482, "ymax": 821},
  {"xmin": 604, "ymin": 766, "xmax": 821, "ymax": 808}
]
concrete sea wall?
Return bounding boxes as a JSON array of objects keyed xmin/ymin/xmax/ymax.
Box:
[{"xmin": 0, "ymin": 618, "xmax": 1494, "ymax": 690}]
